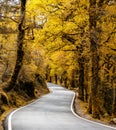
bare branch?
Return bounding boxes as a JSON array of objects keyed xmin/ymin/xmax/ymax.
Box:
[
  {"xmin": 62, "ymin": 49, "xmax": 77, "ymax": 51},
  {"xmin": 107, "ymin": 46, "xmax": 116, "ymax": 52},
  {"xmin": 103, "ymin": 28, "xmax": 116, "ymax": 44},
  {"xmin": 1, "ymin": 16, "xmax": 19, "ymax": 23}
]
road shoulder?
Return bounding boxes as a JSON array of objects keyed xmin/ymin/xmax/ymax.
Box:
[
  {"xmin": 74, "ymin": 93, "xmax": 116, "ymax": 128},
  {"xmin": 0, "ymin": 122, "xmax": 3, "ymax": 130}
]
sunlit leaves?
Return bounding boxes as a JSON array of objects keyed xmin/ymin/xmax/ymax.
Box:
[
  {"xmin": 63, "ymin": 22, "xmax": 77, "ymax": 33},
  {"xmin": 49, "ymin": 51, "xmax": 77, "ymax": 76},
  {"xmin": 44, "ymin": 16, "xmax": 62, "ymax": 34}
]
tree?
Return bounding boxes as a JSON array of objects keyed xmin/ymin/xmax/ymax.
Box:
[
  {"xmin": 5, "ymin": 0, "xmax": 27, "ymax": 91},
  {"xmin": 22, "ymin": 0, "xmax": 116, "ymax": 119},
  {"xmin": 89, "ymin": 0, "xmax": 102, "ymax": 119}
]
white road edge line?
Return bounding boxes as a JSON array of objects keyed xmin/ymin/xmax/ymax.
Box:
[
  {"xmin": 8, "ymin": 98, "xmax": 40, "ymax": 130},
  {"xmin": 8, "ymin": 87, "xmax": 51, "ymax": 130},
  {"xmin": 7, "ymin": 84, "xmax": 116, "ymax": 130},
  {"xmin": 71, "ymin": 92, "xmax": 116, "ymax": 130}
]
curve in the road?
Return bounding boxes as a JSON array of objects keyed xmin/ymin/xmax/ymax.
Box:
[
  {"xmin": 4, "ymin": 83, "xmax": 116, "ymax": 130},
  {"xmin": 71, "ymin": 93, "xmax": 116, "ymax": 130}
]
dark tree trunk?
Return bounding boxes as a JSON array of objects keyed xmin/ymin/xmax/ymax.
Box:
[
  {"xmin": 45, "ymin": 73, "xmax": 48, "ymax": 81},
  {"xmin": 76, "ymin": 45, "xmax": 85, "ymax": 101},
  {"xmin": 89, "ymin": 0, "xmax": 100, "ymax": 119},
  {"xmin": 60, "ymin": 75, "xmax": 63, "ymax": 84},
  {"xmin": 85, "ymin": 86, "xmax": 88, "ymax": 102},
  {"xmin": 84, "ymin": 63, "xmax": 89, "ymax": 102},
  {"xmin": 112, "ymin": 66, "xmax": 116, "ymax": 117},
  {"xmin": 90, "ymin": 41, "xmax": 100, "ymax": 118},
  {"xmin": 49, "ymin": 76, "xmax": 52, "ymax": 82},
  {"xmin": 46, "ymin": 66, "xmax": 51, "ymax": 81},
  {"xmin": 5, "ymin": 0, "xmax": 26, "ymax": 92},
  {"xmin": 64, "ymin": 77, "xmax": 68, "ymax": 88},
  {"xmin": 54, "ymin": 74, "xmax": 58, "ymax": 84},
  {"xmin": 78, "ymin": 57, "xmax": 85, "ymax": 101},
  {"xmin": 88, "ymin": 93, "xmax": 92, "ymax": 114},
  {"xmin": 70, "ymin": 69, "xmax": 76, "ymax": 88}
]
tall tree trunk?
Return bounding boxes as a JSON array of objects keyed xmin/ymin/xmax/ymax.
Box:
[
  {"xmin": 60, "ymin": 75, "xmax": 63, "ymax": 84},
  {"xmin": 54, "ymin": 74, "xmax": 58, "ymax": 84},
  {"xmin": 76, "ymin": 45, "xmax": 85, "ymax": 101},
  {"xmin": 89, "ymin": 0, "xmax": 100, "ymax": 119},
  {"xmin": 70, "ymin": 69, "xmax": 76, "ymax": 88},
  {"xmin": 49, "ymin": 76, "xmax": 52, "ymax": 82},
  {"xmin": 5, "ymin": 0, "xmax": 26, "ymax": 92},
  {"xmin": 78, "ymin": 56, "xmax": 85, "ymax": 101},
  {"xmin": 84, "ymin": 63, "xmax": 89, "ymax": 102},
  {"xmin": 88, "ymin": 93, "xmax": 92, "ymax": 114},
  {"xmin": 64, "ymin": 77, "xmax": 68, "ymax": 88},
  {"xmin": 112, "ymin": 66, "xmax": 116, "ymax": 117}
]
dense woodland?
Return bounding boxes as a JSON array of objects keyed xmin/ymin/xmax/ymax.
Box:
[{"xmin": 0, "ymin": 0, "xmax": 116, "ymax": 122}]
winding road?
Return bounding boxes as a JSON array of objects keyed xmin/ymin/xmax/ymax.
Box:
[{"xmin": 4, "ymin": 83, "xmax": 116, "ymax": 130}]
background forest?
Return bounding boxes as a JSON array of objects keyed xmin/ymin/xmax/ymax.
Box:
[{"xmin": 0, "ymin": 0, "xmax": 116, "ymax": 124}]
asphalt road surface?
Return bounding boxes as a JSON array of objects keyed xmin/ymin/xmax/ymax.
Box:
[{"xmin": 4, "ymin": 83, "xmax": 116, "ymax": 130}]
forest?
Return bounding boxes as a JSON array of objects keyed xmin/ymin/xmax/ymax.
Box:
[{"xmin": 0, "ymin": 0, "xmax": 116, "ymax": 125}]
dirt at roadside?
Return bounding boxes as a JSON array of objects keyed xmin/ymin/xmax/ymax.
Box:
[
  {"xmin": 0, "ymin": 88, "xmax": 49, "ymax": 130},
  {"xmin": 0, "ymin": 122, "xmax": 3, "ymax": 130},
  {"xmin": 74, "ymin": 93, "xmax": 116, "ymax": 128}
]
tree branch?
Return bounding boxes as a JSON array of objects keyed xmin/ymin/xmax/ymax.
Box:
[
  {"xmin": 1, "ymin": 16, "xmax": 19, "ymax": 23},
  {"xmin": 103, "ymin": 28, "xmax": 116, "ymax": 44}
]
